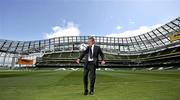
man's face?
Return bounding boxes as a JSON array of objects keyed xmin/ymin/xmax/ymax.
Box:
[{"xmin": 87, "ymin": 39, "xmax": 95, "ymax": 46}]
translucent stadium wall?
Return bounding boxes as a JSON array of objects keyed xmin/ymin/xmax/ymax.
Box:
[{"xmin": 0, "ymin": 17, "xmax": 180, "ymax": 67}]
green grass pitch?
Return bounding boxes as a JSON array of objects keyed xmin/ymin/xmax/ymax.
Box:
[{"xmin": 0, "ymin": 70, "xmax": 180, "ymax": 100}]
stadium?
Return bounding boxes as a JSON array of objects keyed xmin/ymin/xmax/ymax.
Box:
[
  {"xmin": 1, "ymin": 0, "xmax": 180, "ymax": 98},
  {"xmin": 0, "ymin": 17, "xmax": 180, "ymax": 100},
  {"xmin": 0, "ymin": 17, "xmax": 180, "ymax": 69}
]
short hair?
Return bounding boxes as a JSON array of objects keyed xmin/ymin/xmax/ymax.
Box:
[{"xmin": 88, "ymin": 37, "xmax": 95, "ymax": 41}]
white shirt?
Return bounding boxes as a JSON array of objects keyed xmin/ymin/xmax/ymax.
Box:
[{"xmin": 88, "ymin": 44, "xmax": 94, "ymax": 61}]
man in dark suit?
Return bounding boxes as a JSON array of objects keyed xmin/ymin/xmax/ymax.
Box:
[{"xmin": 76, "ymin": 37, "xmax": 105, "ymax": 96}]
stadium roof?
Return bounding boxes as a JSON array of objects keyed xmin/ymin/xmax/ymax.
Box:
[{"xmin": 0, "ymin": 17, "xmax": 180, "ymax": 55}]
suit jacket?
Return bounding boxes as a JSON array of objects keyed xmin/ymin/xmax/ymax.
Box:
[{"xmin": 79, "ymin": 45, "xmax": 104, "ymax": 67}]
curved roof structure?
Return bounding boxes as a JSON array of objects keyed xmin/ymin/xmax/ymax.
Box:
[{"xmin": 0, "ymin": 17, "xmax": 180, "ymax": 56}]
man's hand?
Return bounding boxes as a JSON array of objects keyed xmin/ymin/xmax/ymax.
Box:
[
  {"xmin": 76, "ymin": 59, "xmax": 80, "ymax": 64},
  {"xmin": 101, "ymin": 60, "xmax": 105, "ymax": 65}
]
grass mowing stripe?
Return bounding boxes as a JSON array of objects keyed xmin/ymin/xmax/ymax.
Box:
[{"xmin": 0, "ymin": 70, "xmax": 180, "ymax": 100}]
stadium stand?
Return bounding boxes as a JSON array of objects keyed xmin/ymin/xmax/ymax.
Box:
[{"xmin": 0, "ymin": 17, "xmax": 180, "ymax": 68}]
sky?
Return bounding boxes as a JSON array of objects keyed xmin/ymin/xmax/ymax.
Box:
[{"xmin": 0, "ymin": 0, "xmax": 179, "ymax": 41}]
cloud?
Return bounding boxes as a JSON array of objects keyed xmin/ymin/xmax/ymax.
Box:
[
  {"xmin": 128, "ymin": 19, "xmax": 135, "ymax": 24},
  {"xmin": 44, "ymin": 22, "xmax": 81, "ymax": 39},
  {"xmin": 115, "ymin": 25, "xmax": 122, "ymax": 30},
  {"xmin": 106, "ymin": 24, "xmax": 162, "ymax": 37}
]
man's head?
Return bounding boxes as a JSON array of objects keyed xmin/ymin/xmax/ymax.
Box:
[{"xmin": 87, "ymin": 37, "xmax": 95, "ymax": 46}]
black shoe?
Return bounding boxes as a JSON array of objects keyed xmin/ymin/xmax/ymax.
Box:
[
  {"xmin": 89, "ymin": 91, "xmax": 94, "ymax": 95},
  {"xmin": 83, "ymin": 90, "xmax": 88, "ymax": 96}
]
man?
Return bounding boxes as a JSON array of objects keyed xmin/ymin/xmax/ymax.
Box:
[{"xmin": 76, "ymin": 37, "xmax": 105, "ymax": 96}]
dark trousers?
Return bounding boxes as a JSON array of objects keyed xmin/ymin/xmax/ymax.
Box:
[{"xmin": 83, "ymin": 61, "xmax": 96, "ymax": 92}]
